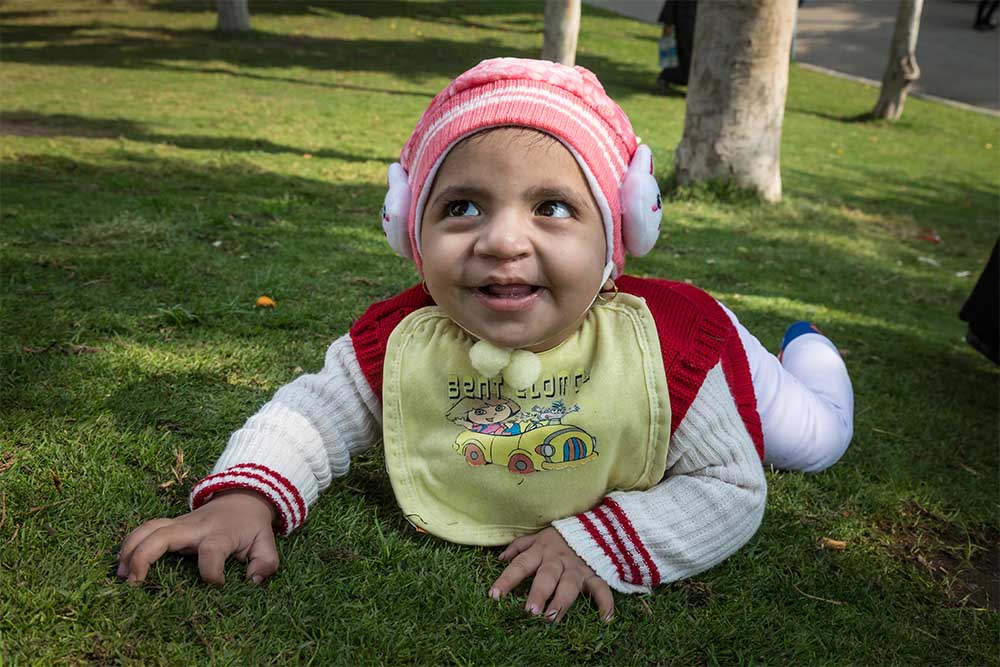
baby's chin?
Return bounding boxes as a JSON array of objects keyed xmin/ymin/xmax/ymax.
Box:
[{"xmin": 464, "ymin": 325, "xmax": 570, "ymax": 353}]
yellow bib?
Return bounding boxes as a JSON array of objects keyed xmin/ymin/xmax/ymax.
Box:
[{"xmin": 382, "ymin": 293, "xmax": 671, "ymax": 545}]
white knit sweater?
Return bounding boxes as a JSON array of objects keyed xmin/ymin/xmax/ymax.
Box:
[{"xmin": 191, "ymin": 334, "xmax": 766, "ymax": 593}]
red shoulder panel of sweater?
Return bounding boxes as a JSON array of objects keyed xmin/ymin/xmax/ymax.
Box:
[
  {"xmin": 349, "ymin": 277, "xmax": 763, "ymax": 460},
  {"xmin": 617, "ymin": 275, "xmax": 763, "ymax": 460},
  {"xmin": 349, "ymin": 284, "xmax": 434, "ymax": 402}
]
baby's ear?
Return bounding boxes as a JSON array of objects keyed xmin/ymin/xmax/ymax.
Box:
[
  {"xmin": 382, "ymin": 162, "xmax": 413, "ymax": 259},
  {"xmin": 620, "ymin": 144, "xmax": 662, "ymax": 257}
]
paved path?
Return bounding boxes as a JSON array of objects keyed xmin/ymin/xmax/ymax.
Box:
[{"xmin": 584, "ymin": 0, "xmax": 1000, "ymax": 114}]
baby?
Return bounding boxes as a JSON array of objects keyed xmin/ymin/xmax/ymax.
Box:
[{"xmin": 117, "ymin": 58, "xmax": 854, "ymax": 623}]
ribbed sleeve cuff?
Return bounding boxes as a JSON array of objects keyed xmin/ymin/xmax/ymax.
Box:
[
  {"xmin": 189, "ymin": 463, "xmax": 307, "ymax": 536},
  {"xmin": 553, "ymin": 496, "xmax": 660, "ymax": 594}
]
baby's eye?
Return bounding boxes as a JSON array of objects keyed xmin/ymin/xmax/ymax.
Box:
[
  {"xmin": 494, "ymin": 406, "xmax": 504, "ymax": 412},
  {"xmin": 446, "ymin": 200, "xmax": 480, "ymax": 217},
  {"xmin": 474, "ymin": 409, "xmax": 486, "ymax": 416},
  {"xmin": 535, "ymin": 200, "xmax": 573, "ymax": 219}
]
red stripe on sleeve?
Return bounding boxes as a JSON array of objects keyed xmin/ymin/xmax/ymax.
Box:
[
  {"xmin": 604, "ymin": 497, "xmax": 661, "ymax": 587},
  {"xmin": 228, "ymin": 463, "xmax": 308, "ymax": 524},
  {"xmin": 576, "ymin": 512, "xmax": 627, "ymax": 583},
  {"xmin": 191, "ymin": 477, "xmax": 291, "ymax": 535},
  {"xmin": 592, "ymin": 504, "xmax": 643, "ymax": 585}
]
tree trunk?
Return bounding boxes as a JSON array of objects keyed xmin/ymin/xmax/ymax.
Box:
[
  {"xmin": 674, "ymin": 0, "xmax": 796, "ymax": 203},
  {"xmin": 541, "ymin": 0, "xmax": 581, "ymax": 66},
  {"xmin": 217, "ymin": 0, "xmax": 250, "ymax": 33},
  {"xmin": 872, "ymin": 0, "xmax": 923, "ymax": 121}
]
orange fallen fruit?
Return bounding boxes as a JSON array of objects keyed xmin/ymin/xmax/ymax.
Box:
[{"xmin": 255, "ymin": 295, "xmax": 276, "ymax": 308}]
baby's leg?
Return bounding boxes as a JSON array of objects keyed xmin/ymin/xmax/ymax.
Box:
[{"xmin": 720, "ymin": 305, "xmax": 854, "ymax": 473}]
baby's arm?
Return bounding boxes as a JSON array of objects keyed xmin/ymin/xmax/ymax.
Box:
[
  {"xmin": 118, "ymin": 333, "xmax": 380, "ymax": 583},
  {"xmin": 552, "ymin": 362, "xmax": 767, "ymax": 593}
]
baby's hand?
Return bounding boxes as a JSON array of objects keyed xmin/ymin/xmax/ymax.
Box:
[
  {"xmin": 489, "ymin": 527, "xmax": 614, "ymax": 623},
  {"xmin": 117, "ymin": 489, "xmax": 279, "ymax": 586}
]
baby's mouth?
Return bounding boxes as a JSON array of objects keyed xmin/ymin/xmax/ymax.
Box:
[
  {"xmin": 476, "ymin": 284, "xmax": 540, "ymax": 298},
  {"xmin": 472, "ymin": 283, "xmax": 543, "ymax": 311}
]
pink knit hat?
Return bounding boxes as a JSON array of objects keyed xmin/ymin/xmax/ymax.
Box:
[{"xmin": 381, "ymin": 57, "xmax": 662, "ymax": 278}]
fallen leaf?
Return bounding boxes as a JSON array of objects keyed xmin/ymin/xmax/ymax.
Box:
[
  {"xmin": 917, "ymin": 256, "xmax": 940, "ymax": 267},
  {"xmin": 22, "ymin": 342, "xmax": 59, "ymax": 355},
  {"xmin": 50, "ymin": 469, "xmax": 62, "ymax": 495},
  {"xmin": 819, "ymin": 536, "xmax": 847, "ymax": 550},
  {"xmin": 68, "ymin": 344, "xmax": 100, "ymax": 355},
  {"xmin": 918, "ymin": 229, "xmax": 942, "ymax": 244},
  {"xmin": 640, "ymin": 598, "xmax": 654, "ymax": 616},
  {"xmin": 255, "ymin": 295, "xmax": 277, "ymax": 308}
]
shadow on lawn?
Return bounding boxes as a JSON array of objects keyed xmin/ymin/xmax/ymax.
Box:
[
  {"xmin": 0, "ymin": 8, "xmax": 653, "ymax": 97},
  {"xmin": 783, "ymin": 164, "xmax": 999, "ymax": 235},
  {"xmin": 0, "ymin": 111, "xmax": 397, "ymax": 163}
]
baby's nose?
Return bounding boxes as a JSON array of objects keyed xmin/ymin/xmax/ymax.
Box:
[{"xmin": 474, "ymin": 210, "xmax": 532, "ymax": 259}]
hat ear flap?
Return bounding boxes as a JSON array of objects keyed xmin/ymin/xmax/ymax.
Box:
[
  {"xmin": 620, "ymin": 144, "xmax": 662, "ymax": 257},
  {"xmin": 382, "ymin": 162, "xmax": 413, "ymax": 259}
]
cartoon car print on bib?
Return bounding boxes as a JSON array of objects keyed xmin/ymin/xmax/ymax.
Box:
[{"xmin": 453, "ymin": 423, "xmax": 598, "ymax": 475}]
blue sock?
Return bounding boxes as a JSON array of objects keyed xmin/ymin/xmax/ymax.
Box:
[{"xmin": 780, "ymin": 321, "xmax": 823, "ymax": 354}]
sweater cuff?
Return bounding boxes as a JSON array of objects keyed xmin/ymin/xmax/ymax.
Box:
[
  {"xmin": 553, "ymin": 496, "xmax": 660, "ymax": 594},
  {"xmin": 189, "ymin": 463, "xmax": 307, "ymax": 536}
]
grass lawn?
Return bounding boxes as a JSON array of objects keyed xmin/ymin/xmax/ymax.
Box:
[{"xmin": 2, "ymin": 1, "xmax": 998, "ymax": 664}]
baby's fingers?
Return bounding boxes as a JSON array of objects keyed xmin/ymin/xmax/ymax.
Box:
[
  {"xmin": 524, "ymin": 560, "xmax": 564, "ymax": 617},
  {"xmin": 584, "ymin": 575, "xmax": 615, "ymax": 623},
  {"xmin": 117, "ymin": 518, "xmax": 173, "ymax": 577},
  {"xmin": 197, "ymin": 536, "xmax": 235, "ymax": 587},
  {"xmin": 245, "ymin": 529, "xmax": 280, "ymax": 585},
  {"xmin": 489, "ymin": 549, "xmax": 542, "ymax": 600},
  {"xmin": 498, "ymin": 532, "xmax": 538, "ymax": 562},
  {"xmin": 124, "ymin": 524, "xmax": 201, "ymax": 583},
  {"xmin": 543, "ymin": 574, "xmax": 584, "ymax": 623}
]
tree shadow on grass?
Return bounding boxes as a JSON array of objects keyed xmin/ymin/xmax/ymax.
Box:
[
  {"xmin": 1, "ymin": 111, "xmax": 398, "ymax": 163},
  {"xmin": 0, "ymin": 11, "xmax": 653, "ymax": 98},
  {"xmin": 786, "ymin": 107, "xmax": 877, "ymax": 124},
  {"xmin": 104, "ymin": 369, "xmax": 264, "ymax": 442},
  {"xmin": 0, "ymin": 22, "xmax": 528, "ymax": 83},
  {"xmin": 150, "ymin": 0, "xmax": 535, "ymax": 20},
  {"xmin": 782, "ymin": 164, "xmax": 999, "ymax": 236}
]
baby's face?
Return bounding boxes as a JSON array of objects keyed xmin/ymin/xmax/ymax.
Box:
[{"xmin": 420, "ymin": 128, "xmax": 607, "ymax": 352}]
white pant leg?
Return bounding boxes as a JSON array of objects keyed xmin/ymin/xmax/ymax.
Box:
[{"xmin": 719, "ymin": 304, "xmax": 854, "ymax": 473}]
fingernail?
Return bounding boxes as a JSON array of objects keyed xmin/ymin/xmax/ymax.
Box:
[
  {"xmin": 526, "ymin": 604, "xmax": 539, "ymax": 616},
  {"xmin": 116, "ymin": 563, "xmax": 125, "ymax": 577},
  {"xmin": 545, "ymin": 608, "xmax": 558, "ymax": 620},
  {"xmin": 488, "ymin": 588, "xmax": 500, "ymax": 600},
  {"xmin": 251, "ymin": 575, "xmax": 263, "ymax": 585},
  {"xmin": 603, "ymin": 611, "xmax": 614, "ymax": 623}
]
